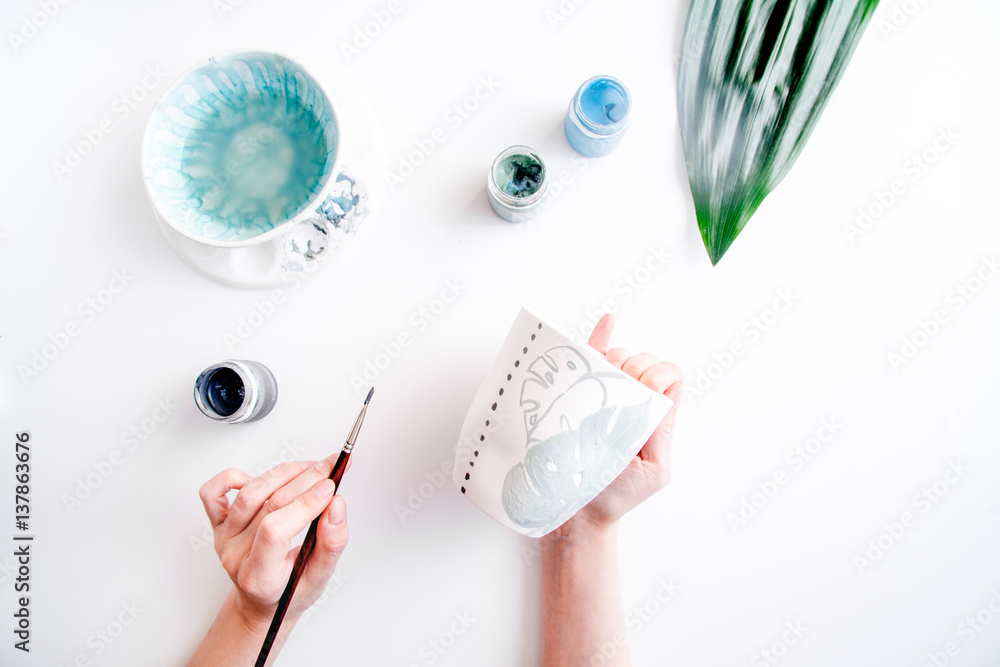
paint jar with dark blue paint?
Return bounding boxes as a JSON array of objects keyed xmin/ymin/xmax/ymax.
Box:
[
  {"xmin": 194, "ymin": 360, "xmax": 278, "ymax": 424},
  {"xmin": 564, "ymin": 76, "xmax": 632, "ymax": 157}
]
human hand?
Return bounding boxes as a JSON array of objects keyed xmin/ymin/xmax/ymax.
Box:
[
  {"xmin": 564, "ymin": 313, "xmax": 683, "ymax": 533},
  {"xmin": 198, "ymin": 457, "xmax": 350, "ymax": 633}
]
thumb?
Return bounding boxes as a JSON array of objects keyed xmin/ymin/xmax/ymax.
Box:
[{"xmin": 587, "ymin": 313, "xmax": 615, "ymax": 355}]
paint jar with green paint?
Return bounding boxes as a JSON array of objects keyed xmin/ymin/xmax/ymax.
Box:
[{"xmin": 486, "ymin": 146, "xmax": 549, "ymax": 223}]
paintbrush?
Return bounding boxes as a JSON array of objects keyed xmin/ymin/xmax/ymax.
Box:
[{"xmin": 254, "ymin": 387, "xmax": 374, "ymax": 667}]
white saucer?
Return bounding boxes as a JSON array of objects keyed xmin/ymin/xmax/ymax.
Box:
[{"xmin": 151, "ymin": 68, "xmax": 386, "ymax": 289}]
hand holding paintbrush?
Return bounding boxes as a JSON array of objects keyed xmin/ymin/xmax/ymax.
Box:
[
  {"xmin": 187, "ymin": 389, "xmax": 373, "ymax": 667},
  {"xmin": 255, "ymin": 387, "xmax": 373, "ymax": 665}
]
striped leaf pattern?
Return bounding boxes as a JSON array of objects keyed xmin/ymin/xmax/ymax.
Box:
[{"xmin": 678, "ymin": 0, "xmax": 880, "ymax": 264}]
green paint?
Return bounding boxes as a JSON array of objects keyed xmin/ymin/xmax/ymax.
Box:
[{"xmin": 494, "ymin": 153, "xmax": 545, "ymax": 198}]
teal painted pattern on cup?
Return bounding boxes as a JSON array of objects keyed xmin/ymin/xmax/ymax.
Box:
[{"xmin": 143, "ymin": 51, "xmax": 338, "ymax": 244}]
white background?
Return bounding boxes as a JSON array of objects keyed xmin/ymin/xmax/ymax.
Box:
[{"xmin": 2, "ymin": 0, "xmax": 999, "ymax": 665}]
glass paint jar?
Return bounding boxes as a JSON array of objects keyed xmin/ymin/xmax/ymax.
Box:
[
  {"xmin": 564, "ymin": 76, "xmax": 632, "ymax": 157},
  {"xmin": 486, "ymin": 145, "xmax": 549, "ymax": 223},
  {"xmin": 194, "ymin": 359, "xmax": 278, "ymax": 423}
]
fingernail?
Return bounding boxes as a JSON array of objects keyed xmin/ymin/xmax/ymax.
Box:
[
  {"xmin": 301, "ymin": 460, "xmax": 318, "ymax": 470},
  {"xmin": 312, "ymin": 479, "xmax": 336, "ymax": 499},
  {"xmin": 312, "ymin": 458, "xmax": 331, "ymax": 473},
  {"xmin": 328, "ymin": 496, "xmax": 346, "ymax": 525}
]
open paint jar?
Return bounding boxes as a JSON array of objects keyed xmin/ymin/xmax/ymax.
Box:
[
  {"xmin": 564, "ymin": 75, "xmax": 632, "ymax": 157},
  {"xmin": 486, "ymin": 145, "xmax": 549, "ymax": 223},
  {"xmin": 194, "ymin": 360, "xmax": 278, "ymax": 423}
]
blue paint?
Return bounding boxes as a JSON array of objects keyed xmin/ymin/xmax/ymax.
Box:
[
  {"xmin": 564, "ymin": 76, "xmax": 632, "ymax": 157},
  {"xmin": 144, "ymin": 52, "xmax": 338, "ymax": 243},
  {"xmin": 579, "ymin": 79, "xmax": 628, "ymax": 125}
]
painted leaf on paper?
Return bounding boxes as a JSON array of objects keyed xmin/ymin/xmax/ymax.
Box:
[{"xmin": 678, "ymin": 0, "xmax": 880, "ymax": 265}]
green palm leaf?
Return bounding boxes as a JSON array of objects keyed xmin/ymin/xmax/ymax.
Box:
[{"xmin": 678, "ymin": 0, "xmax": 881, "ymax": 265}]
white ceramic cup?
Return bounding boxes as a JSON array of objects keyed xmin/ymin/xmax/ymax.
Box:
[
  {"xmin": 142, "ymin": 49, "xmax": 369, "ymax": 288},
  {"xmin": 454, "ymin": 308, "xmax": 673, "ymax": 537}
]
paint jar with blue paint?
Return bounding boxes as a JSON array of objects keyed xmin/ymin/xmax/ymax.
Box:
[
  {"xmin": 486, "ymin": 145, "xmax": 549, "ymax": 223},
  {"xmin": 194, "ymin": 360, "xmax": 278, "ymax": 424},
  {"xmin": 564, "ymin": 76, "xmax": 632, "ymax": 157}
]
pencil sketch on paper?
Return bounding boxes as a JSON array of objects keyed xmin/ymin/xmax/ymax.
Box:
[{"xmin": 500, "ymin": 345, "xmax": 653, "ymax": 531}]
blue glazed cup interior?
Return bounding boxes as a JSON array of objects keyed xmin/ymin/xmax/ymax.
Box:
[{"xmin": 142, "ymin": 51, "xmax": 339, "ymax": 246}]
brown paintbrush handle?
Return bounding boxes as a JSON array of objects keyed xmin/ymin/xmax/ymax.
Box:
[
  {"xmin": 329, "ymin": 448, "xmax": 350, "ymax": 488},
  {"xmin": 255, "ymin": 449, "xmax": 351, "ymax": 667}
]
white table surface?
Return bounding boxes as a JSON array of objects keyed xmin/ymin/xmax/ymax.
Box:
[{"xmin": 2, "ymin": 0, "xmax": 999, "ymax": 665}]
